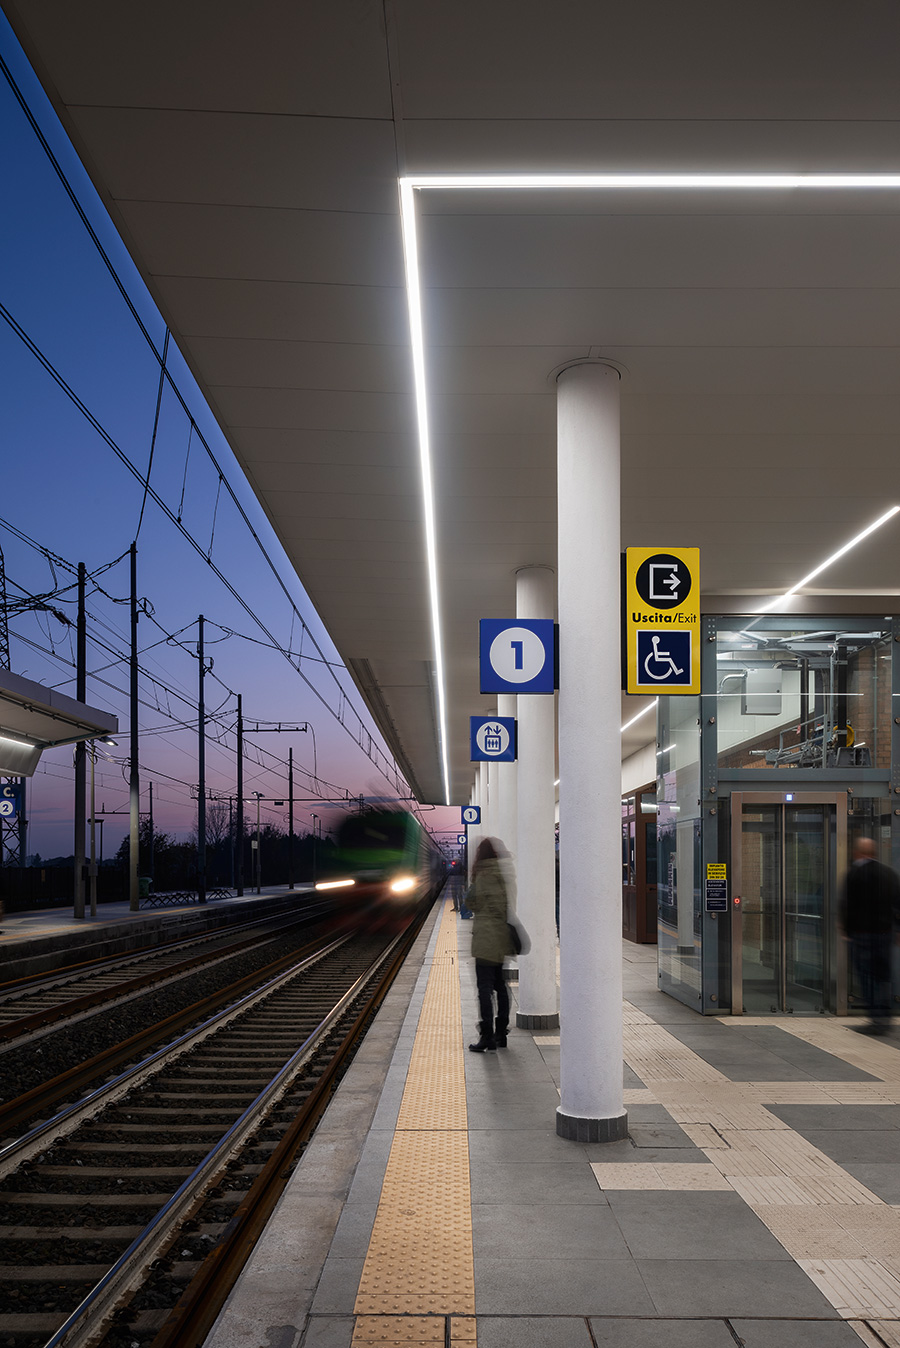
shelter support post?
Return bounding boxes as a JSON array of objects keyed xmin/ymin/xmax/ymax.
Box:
[
  {"xmin": 515, "ymin": 566, "xmax": 559, "ymax": 1030},
  {"xmin": 556, "ymin": 363, "xmax": 627, "ymax": 1143}
]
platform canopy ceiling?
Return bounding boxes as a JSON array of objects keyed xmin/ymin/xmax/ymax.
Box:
[{"xmin": 7, "ymin": 0, "xmax": 900, "ymax": 802}]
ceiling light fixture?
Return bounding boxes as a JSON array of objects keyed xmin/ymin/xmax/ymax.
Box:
[
  {"xmin": 398, "ymin": 175, "xmax": 900, "ymax": 804},
  {"xmin": 755, "ymin": 504, "xmax": 900, "ymax": 613}
]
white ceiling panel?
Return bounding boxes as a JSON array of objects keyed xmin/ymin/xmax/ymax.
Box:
[{"xmin": 9, "ymin": 0, "xmax": 900, "ymax": 804}]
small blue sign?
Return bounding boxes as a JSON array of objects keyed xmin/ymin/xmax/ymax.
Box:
[
  {"xmin": 457, "ymin": 833, "xmax": 467, "ymax": 845},
  {"xmin": 0, "ymin": 783, "xmax": 21, "ymax": 819},
  {"xmin": 461, "ymin": 805, "xmax": 481, "ymax": 826},
  {"xmin": 635, "ymin": 630, "xmax": 693, "ymax": 688},
  {"xmin": 480, "ymin": 619, "xmax": 556, "ymax": 694},
  {"xmin": 470, "ymin": 716, "xmax": 517, "ymax": 763}
]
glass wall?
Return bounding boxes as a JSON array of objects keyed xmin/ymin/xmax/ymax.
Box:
[
  {"xmin": 657, "ymin": 695, "xmax": 702, "ymax": 1006},
  {"xmin": 716, "ymin": 619, "xmax": 891, "ymax": 773}
]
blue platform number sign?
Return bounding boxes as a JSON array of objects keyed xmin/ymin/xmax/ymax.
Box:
[
  {"xmin": 461, "ymin": 805, "xmax": 481, "ymax": 826},
  {"xmin": 479, "ymin": 619, "xmax": 556, "ymax": 694},
  {"xmin": 457, "ymin": 834, "xmax": 467, "ymax": 845},
  {"xmin": 470, "ymin": 716, "xmax": 517, "ymax": 763},
  {"xmin": 0, "ymin": 784, "xmax": 20, "ymax": 819}
]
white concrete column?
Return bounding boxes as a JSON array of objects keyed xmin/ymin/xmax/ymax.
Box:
[
  {"xmin": 495, "ymin": 692, "xmax": 518, "ymax": 865},
  {"xmin": 556, "ymin": 363, "xmax": 627, "ymax": 1143},
  {"xmin": 515, "ymin": 566, "xmax": 559, "ymax": 1030}
]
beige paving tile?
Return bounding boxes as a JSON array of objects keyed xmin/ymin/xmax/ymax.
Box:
[
  {"xmin": 799, "ymin": 1258, "xmax": 900, "ymax": 1318},
  {"xmin": 754, "ymin": 1206, "xmax": 867, "ymax": 1259}
]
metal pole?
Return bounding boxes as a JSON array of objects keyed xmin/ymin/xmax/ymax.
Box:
[
  {"xmin": 288, "ymin": 748, "xmax": 294, "ymax": 890},
  {"xmin": 256, "ymin": 794, "xmax": 261, "ymax": 894},
  {"xmin": 229, "ymin": 797, "xmax": 234, "ymax": 888},
  {"xmin": 74, "ymin": 562, "xmax": 87, "ymax": 917},
  {"xmin": 89, "ymin": 744, "xmax": 97, "ymax": 918},
  {"xmin": 311, "ymin": 813, "xmax": 318, "ymax": 886},
  {"xmin": 197, "ymin": 614, "xmax": 207, "ymax": 903},
  {"xmin": 129, "ymin": 543, "xmax": 140, "ymax": 911},
  {"xmin": 236, "ymin": 695, "xmax": 244, "ymax": 896},
  {"xmin": 149, "ymin": 782, "xmax": 154, "ymax": 882}
]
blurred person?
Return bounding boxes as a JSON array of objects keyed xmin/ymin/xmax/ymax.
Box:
[
  {"xmin": 840, "ymin": 837, "xmax": 900, "ymax": 1035},
  {"xmin": 465, "ymin": 836, "xmax": 515, "ymax": 1052}
]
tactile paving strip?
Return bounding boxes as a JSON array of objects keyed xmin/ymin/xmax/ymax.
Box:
[{"xmin": 352, "ymin": 903, "xmax": 475, "ymax": 1344}]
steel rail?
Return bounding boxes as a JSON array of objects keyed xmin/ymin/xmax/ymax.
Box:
[
  {"xmin": 0, "ymin": 925, "xmax": 343, "ymax": 1143},
  {"xmin": 0, "ymin": 901, "xmax": 330, "ymax": 1043},
  {"xmin": 0, "ymin": 893, "xmax": 313, "ymax": 995},
  {"xmin": 38, "ymin": 929, "xmax": 410, "ymax": 1348},
  {"xmin": 151, "ymin": 903, "xmax": 433, "ymax": 1348}
]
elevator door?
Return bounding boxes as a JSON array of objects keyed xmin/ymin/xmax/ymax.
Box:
[{"xmin": 731, "ymin": 793, "xmax": 847, "ymax": 1015}]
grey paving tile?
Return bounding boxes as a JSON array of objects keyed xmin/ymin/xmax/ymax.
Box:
[
  {"xmin": 623, "ymin": 1065, "xmax": 644, "ymax": 1087},
  {"xmin": 730, "ymin": 1321, "xmax": 866, "ymax": 1347},
  {"xmin": 474, "ymin": 1257, "xmax": 657, "ymax": 1315},
  {"xmin": 768, "ymin": 1103, "xmax": 900, "ymax": 1131},
  {"xmin": 801, "ymin": 1129, "xmax": 900, "ymax": 1164},
  {"xmin": 606, "ymin": 1190, "xmax": 791, "ymax": 1260},
  {"xmin": 326, "ymin": 1202, "xmax": 378, "ymax": 1258},
  {"xmin": 472, "ymin": 1203, "xmax": 632, "ymax": 1259},
  {"xmin": 301, "ymin": 1317, "xmax": 355, "ymax": 1348},
  {"xmin": 469, "ymin": 1160, "xmax": 608, "ymax": 1205},
  {"xmin": 477, "ymin": 1316, "xmax": 593, "ymax": 1347},
  {"xmin": 637, "ymin": 1259, "xmax": 840, "ymax": 1317},
  {"xmin": 468, "ymin": 1128, "xmax": 591, "ymax": 1163},
  {"xmin": 467, "ymin": 1102, "xmax": 564, "ymax": 1129},
  {"xmin": 628, "ymin": 1123, "xmax": 694, "ymax": 1149},
  {"xmin": 841, "ymin": 1162, "xmax": 900, "ymax": 1202},
  {"xmin": 590, "ymin": 1319, "xmax": 737, "ymax": 1347},
  {"xmin": 309, "ymin": 1257, "xmax": 364, "ymax": 1314}
]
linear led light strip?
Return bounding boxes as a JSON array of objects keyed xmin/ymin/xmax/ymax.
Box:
[{"xmin": 398, "ymin": 174, "xmax": 900, "ymax": 803}]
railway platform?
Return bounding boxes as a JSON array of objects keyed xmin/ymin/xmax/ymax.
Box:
[
  {"xmin": 205, "ymin": 883, "xmax": 900, "ymax": 1348},
  {"xmin": 0, "ymin": 884, "xmax": 315, "ymax": 981}
]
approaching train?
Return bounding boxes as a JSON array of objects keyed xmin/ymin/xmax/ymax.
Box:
[{"xmin": 315, "ymin": 808, "xmax": 443, "ymax": 931}]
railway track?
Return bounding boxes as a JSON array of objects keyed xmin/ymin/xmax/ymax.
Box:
[
  {"xmin": 0, "ymin": 901, "xmax": 324, "ymax": 1040},
  {"xmin": 0, "ymin": 900, "xmax": 435, "ymax": 1348}
]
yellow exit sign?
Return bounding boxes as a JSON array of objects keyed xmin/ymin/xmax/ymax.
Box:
[{"xmin": 623, "ymin": 547, "xmax": 700, "ymax": 695}]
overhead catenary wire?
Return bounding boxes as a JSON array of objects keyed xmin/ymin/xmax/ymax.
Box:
[{"xmin": 0, "ymin": 301, "xmax": 407, "ymax": 798}]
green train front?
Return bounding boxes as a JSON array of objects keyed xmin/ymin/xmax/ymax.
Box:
[{"xmin": 316, "ymin": 809, "xmax": 437, "ymax": 930}]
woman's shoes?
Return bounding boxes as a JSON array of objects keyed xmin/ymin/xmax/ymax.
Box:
[{"xmin": 468, "ymin": 1021, "xmax": 496, "ymax": 1052}]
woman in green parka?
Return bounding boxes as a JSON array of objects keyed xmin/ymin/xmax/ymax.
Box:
[{"xmin": 465, "ymin": 836, "xmax": 515, "ymax": 1052}]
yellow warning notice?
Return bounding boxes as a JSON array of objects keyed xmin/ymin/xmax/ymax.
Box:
[
  {"xmin": 707, "ymin": 863, "xmax": 727, "ymax": 879},
  {"xmin": 624, "ymin": 546, "xmax": 700, "ymax": 695}
]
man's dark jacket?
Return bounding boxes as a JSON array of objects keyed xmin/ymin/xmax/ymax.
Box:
[{"xmin": 840, "ymin": 857, "xmax": 900, "ymax": 936}]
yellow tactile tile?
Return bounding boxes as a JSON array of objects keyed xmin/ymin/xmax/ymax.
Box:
[{"xmin": 353, "ymin": 903, "xmax": 475, "ymax": 1341}]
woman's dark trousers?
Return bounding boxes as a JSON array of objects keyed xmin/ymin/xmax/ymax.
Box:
[{"xmin": 475, "ymin": 958, "xmax": 510, "ymax": 1035}]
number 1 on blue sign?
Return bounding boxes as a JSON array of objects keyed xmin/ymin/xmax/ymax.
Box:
[{"xmin": 511, "ymin": 640, "xmax": 523, "ymax": 670}]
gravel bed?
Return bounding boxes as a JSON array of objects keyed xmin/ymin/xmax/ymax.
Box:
[{"xmin": 0, "ymin": 916, "xmax": 333, "ymax": 1110}]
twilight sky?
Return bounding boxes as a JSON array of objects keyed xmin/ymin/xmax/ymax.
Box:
[{"xmin": 0, "ymin": 14, "xmax": 457, "ymax": 862}]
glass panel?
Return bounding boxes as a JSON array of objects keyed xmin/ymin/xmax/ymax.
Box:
[
  {"xmin": 716, "ymin": 620, "xmax": 891, "ymax": 772},
  {"xmin": 657, "ymin": 696, "xmax": 702, "ymax": 1006},
  {"xmin": 785, "ymin": 804, "xmax": 831, "ymax": 1014},
  {"xmin": 740, "ymin": 806, "xmax": 781, "ymax": 1014}
]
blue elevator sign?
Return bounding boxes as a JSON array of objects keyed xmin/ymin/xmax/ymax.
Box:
[
  {"xmin": 470, "ymin": 716, "xmax": 517, "ymax": 762},
  {"xmin": 479, "ymin": 619, "xmax": 556, "ymax": 694}
]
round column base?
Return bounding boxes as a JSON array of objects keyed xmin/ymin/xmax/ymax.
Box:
[
  {"xmin": 556, "ymin": 1108, "xmax": 628, "ymax": 1144},
  {"xmin": 516, "ymin": 1011, "xmax": 560, "ymax": 1030}
]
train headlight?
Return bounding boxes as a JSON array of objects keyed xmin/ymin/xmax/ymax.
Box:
[
  {"xmin": 315, "ymin": 878, "xmax": 356, "ymax": 891},
  {"xmin": 389, "ymin": 876, "xmax": 416, "ymax": 894}
]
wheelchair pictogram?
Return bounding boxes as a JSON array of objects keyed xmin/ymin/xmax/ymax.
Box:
[
  {"xmin": 635, "ymin": 631, "xmax": 692, "ymax": 688},
  {"xmin": 643, "ymin": 634, "xmax": 684, "ymax": 681}
]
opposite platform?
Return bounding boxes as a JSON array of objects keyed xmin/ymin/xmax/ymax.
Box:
[{"xmin": 206, "ymin": 888, "xmax": 900, "ymax": 1348}]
